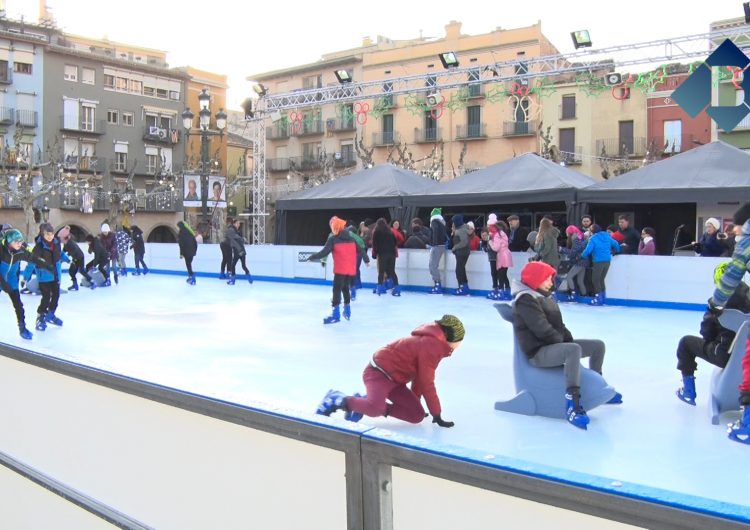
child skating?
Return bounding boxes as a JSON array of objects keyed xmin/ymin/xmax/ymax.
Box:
[{"xmin": 23, "ymin": 223, "xmax": 69, "ymax": 331}]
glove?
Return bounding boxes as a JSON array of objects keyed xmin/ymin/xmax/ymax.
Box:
[
  {"xmin": 432, "ymin": 414, "xmax": 455, "ymax": 428},
  {"xmin": 707, "ymin": 298, "xmax": 724, "ymax": 316}
]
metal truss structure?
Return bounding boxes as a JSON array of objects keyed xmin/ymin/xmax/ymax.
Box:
[{"xmin": 245, "ymin": 25, "xmax": 750, "ymax": 243}]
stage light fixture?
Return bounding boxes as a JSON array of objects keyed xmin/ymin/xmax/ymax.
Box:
[{"xmin": 571, "ymin": 30, "xmax": 592, "ymax": 49}]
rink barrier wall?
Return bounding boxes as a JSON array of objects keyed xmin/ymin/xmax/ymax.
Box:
[
  {"xmin": 97, "ymin": 243, "xmax": 733, "ymax": 311},
  {"xmin": 0, "ymin": 342, "xmax": 748, "ymax": 530}
]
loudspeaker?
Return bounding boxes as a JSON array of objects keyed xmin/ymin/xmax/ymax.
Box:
[{"xmin": 604, "ymin": 73, "xmax": 622, "ymax": 86}]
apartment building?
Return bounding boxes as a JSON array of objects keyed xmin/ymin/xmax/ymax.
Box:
[{"xmin": 249, "ymin": 20, "xmax": 560, "ymax": 189}]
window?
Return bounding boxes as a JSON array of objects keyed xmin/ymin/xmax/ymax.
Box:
[
  {"xmin": 107, "ymin": 109, "xmax": 119, "ymax": 125},
  {"xmin": 146, "ymin": 153, "xmax": 158, "ymax": 174},
  {"xmin": 145, "ymin": 114, "xmax": 158, "ymax": 127},
  {"xmin": 618, "ymin": 120, "xmax": 634, "ymax": 155},
  {"xmin": 64, "ymin": 65, "xmax": 77, "ymax": 81},
  {"xmin": 0, "ymin": 60, "xmax": 9, "ymax": 83},
  {"xmin": 467, "ymin": 68, "xmax": 481, "ymax": 97},
  {"xmin": 13, "ymin": 62, "xmax": 32, "ymax": 74},
  {"xmin": 81, "ymin": 106, "xmax": 95, "ymax": 131},
  {"xmin": 467, "ymin": 105, "xmax": 481, "ymax": 137},
  {"xmin": 303, "ymin": 74, "xmax": 322, "ymax": 89},
  {"xmin": 115, "ymin": 152, "xmax": 128, "ymax": 171},
  {"xmin": 122, "ymin": 112, "xmax": 134, "ymax": 126},
  {"xmin": 425, "ymin": 75, "xmax": 437, "ymax": 88},
  {"xmin": 116, "ymin": 77, "xmax": 128, "ymax": 91},
  {"xmin": 424, "ymin": 111, "xmax": 437, "ymax": 141},
  {"xmin": 561, "ymin": 95, "xmax": 576, "ymax": 120},
  {"xmin": 341, "ymin": 143, "xmax": 354, "ymax": 163},
  {"xmin": 143, "ymin": 85, "xmax": 155, "ymax": 97},
  {"xmin": 159, "ymin": 116, "xmax": 172, "ymax": 130},
  {"xmin": 663, "ymin": 120, "xmax": 682, "ymax": 153},
  {"xmin": 129, "ymin": 79, "xmax": 142, "ymax": 94},
  {"xmin": 169, "ymin": 90, "xmax": 180, "ymax": 100},
  {"xmin": 302, "ymin": 142, "xmax": 320, "ymax": 160},
  {"xmin": 156, "ymin": 88, "xmax": 168, "ymax": 99},
  {"xmin": 82, "ymin": 67, "xmax": 95, "ymax": 85},
  {"xmin": 559, "ymin": 128, "xmax": 575, "ymax": 155},
  {"xmin": 382, "ymin": 81, "xmax": 394, "ymax": 107},
  {"xmin": 103, "ymin": 74, "xmax": 115, "ymax": 89},
  {"xmin": 382, "ymin": 114, "xmax": 394, "ymax": 144}
]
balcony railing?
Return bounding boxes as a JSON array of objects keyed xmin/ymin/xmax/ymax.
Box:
[
  {"xmin": 372, "ymin": 131, "xmax": 398, "ymax": 146},
  {"xmin": 595, "ymin": 137, "xmax": 647, "ymax": 157},
  {"xmin": 60, "ymin": 193, "xmax": 109, "ymax": 211},
  {"xmin": 333, "ymin": 153, "xmax": 357, "ymax": 168},
  {"xmin": 559, "ymin": 103, "xmax": 577, "ymax": 120},
  {"xmin": 288, "ymin": 156, "xmax": 323, "ymax": 171},
  {"xmin": 62, "ymin": 155, "xmax": 105, "ymax": 172},
  {"xmin": 144, "ymin": 194, "xmax": 176, "ymax": 212},
  {"xmin": 456, "ymin": 123, "xmax": 486, "ymax": 139},
  {"xmin": 142, "ymin": 126, "xmax": 179, "ymax": 145},
  {"xmin": 560, "ymin": 146, "xmax": 583, "ymax": 165},
  {"xmin": 415, "ymin": 127, "xmax": 442, "ymax": 143},
  {"xmin": 16, "ymin": 110, "xmax": 38, "ymax": 128},
  {"xmin": 292, "ymin": 120, "xmax": 324, "ymax": 137},
  {"xmin": 0, "ymin": 63, "xmax": 12, "ymax": 84},
  {"xmin": 267, "ymin": 158, "xmax": 291, "ymax": 172},
  {"xmin": 646, "ymin": 135, "xmax": 696, "ymax": 155},
  {"xmin": 266, "ymin": 124, "xmax": 290, "ymax": 140},
  {"xmin": 502, "ymin": 121, "xmax": 537, "ymax": 137},
  {"xmin": 329, "ymin": 118, "xmax": 356, "ymax": 132},
  {"xmin": 60, "ymin": 116, "xmax": 106, "ymax": 135},
  {"xmin": 0, "ymin": 106, "xmax": 13, "ymax": 125}
]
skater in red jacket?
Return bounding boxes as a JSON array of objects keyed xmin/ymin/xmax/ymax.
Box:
[{"xmin": 316, "ymin": 315, "xmax": 464, "ymax": 427}]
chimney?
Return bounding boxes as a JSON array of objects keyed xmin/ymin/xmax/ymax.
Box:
[
  {"xmin": 445, "ymin": 20, "xmax": 462, "ymax": 40},
  {"xmin": 362, "ymin": 36, "xmax": 373, "ymax": 47}
]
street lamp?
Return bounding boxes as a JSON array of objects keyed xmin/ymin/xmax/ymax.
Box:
[{"xmin": 181, "ymin": 87, "xmax": 227, "ymax": 229}]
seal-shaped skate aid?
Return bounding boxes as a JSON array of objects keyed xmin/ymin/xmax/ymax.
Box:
[
  {"xmin": 710, "ymin": 309, "xmax": 750, "ymax": 425},
  {"xmin": 493, "ymin": 303, "xmax": 616, "ymax": 418}
]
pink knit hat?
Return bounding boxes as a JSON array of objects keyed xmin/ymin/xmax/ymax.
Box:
[
  {"xmin": 565, "ymin": 225, "xmax": 583, "ymax": 238},
  {"xmin": 488, "ymin": 213, "xmax": 498, "ymax": 225}
]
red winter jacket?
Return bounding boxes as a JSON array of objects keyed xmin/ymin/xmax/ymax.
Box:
[
  {"xmin": 372, "ymin": 323, "xmax": 453, "ymax": 415},
  {"xmin": 307, "ymin": 230, "xmax": 365, "ymax": 275}
]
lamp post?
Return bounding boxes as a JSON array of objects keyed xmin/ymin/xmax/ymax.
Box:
[{"xmin": 182, "ymin": 88, "xmax": 227, "ymax": 232}]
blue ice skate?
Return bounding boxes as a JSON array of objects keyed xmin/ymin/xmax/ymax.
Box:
[
  {"xmin": 565, "ymin": 394, "xmax": 590, "ymax": 430},
  {"xmin": 44, "ymin": 312, "xmax": 63, "ymax": 326},
  {"xmin": 391, "ymin": 285, "xmax": 401, "ymax": 297},
  {"xmin": 316, "ymin": 389, "xmax": 346, "ymax": 416},
  {"xmin": 728, "ymin": 406, "xmax": 750, "ymax": 445},
  {"xmin": 324, "ymin": 305, "xmax": 341, "ymax": 324},
  {"xmin": 430, "ymin": 282, "xmax": 443, "ymax": 294},
  {"xmin": 343, "ymin": 304, "xmax": 351, "ymax": 321},
  {"xmin": 18, "ymin": 323, "xmax": 32, "ymax": 340},
  {"xmin": 676, "ymin": 376, "xmax": 696, "ymax": 406}
]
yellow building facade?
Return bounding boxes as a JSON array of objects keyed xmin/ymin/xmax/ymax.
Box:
[{"xmin": 250, "ymin": 21, "xmax": 560, "ymax": 184}]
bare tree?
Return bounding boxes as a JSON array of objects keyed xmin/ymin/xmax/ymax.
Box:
[{"xmin": 354, "ymin": 133, "xmax": 374, "ymax": 168}]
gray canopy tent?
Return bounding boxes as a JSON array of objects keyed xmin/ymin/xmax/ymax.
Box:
[
  {"xmin": 404, "ymin": 153, "xmax": 596, "ymax": 225},
  {"xmin": 275, "ymin": 164, "xmax": 437, "ymax": 244},
  {"xmin": 577, "ymin": 141, "xmax": 750, "ymax": 203},
  {"xmin": 577, "ymin": 141, "xmax": 750, "ymax": 254}
]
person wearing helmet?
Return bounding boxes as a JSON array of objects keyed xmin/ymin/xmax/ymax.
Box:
[
  {"xmin": 675, "ymin": 260, "xmax": 750, "ymax": 406},
  {"xmin": 0, "ymin": 228, "xmax": 55, "ymax": 340}
]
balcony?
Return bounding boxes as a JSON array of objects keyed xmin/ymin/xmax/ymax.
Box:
[
  {"xmin": 16, "ymin": 110, "xmax": 38, "ymax": 128},
  {"xmin": 266, "ymin": 124, "xmax": 290, "ymax": 140},
  {"xmin": 0, "ymin": 62, "xmax": 11, "ymax": 84},
  {"xmin": 414, "ymin": 127, "xmax": 442, "ymax": 143},
  {"xmin": 456, "ymin": 123, "xmax": 486, "ymax": 140},
  {"xmin": 502, "ymin": 121, "xmax": 537, "ymax": 137},
  {"xmin": 292, "ymin": 120, "xmax": 324, "ymax": 137},
  {"xmin": 595, "ymin": 137, "xmax": 647, "ymax": 157},
  {"xmin": 288, "ymin": 156, "xmax": 323, "ymax": 171},
  {"xmin": 333, "ymin": 153, "xmax": 357, "ymax": 168},
  {"xmin": 329, "ymin": 118, "xmax": 356, "ymax": 133},
  {"xmin": 560, "ymin": 146, "xmax": 583, "ymax": 165},
  {"xmin": 646, "ymin": 134, "xmax": 696, "ymax": 156},
  {"xmin": 142, "ymin": 126, "xmax": 180, "ymax": 145},
  {"xmin": 60, "ymin": 193, "xmax": 109, "ymax": 211},
  {"xmin": 62, "ymin": 155, "xmax": 105, "ymax": 172},
  {"xmin": 267, "ymin": 158, "xmax": 291, "ymax": 172},
  {"xmin": 380, "ymin": 94, "xmax": 396, "ymax": 108},
  {"xmin": 144, "ymin": 194, "xmax": 176, "ymax": 212},
  {"xmin": 60, "ymin": 116, "xmax": 106, "ymax": 135},
  {"xmin": 559, "ymin": 103, "xmax": 577, "ymax": 120},
  {"xmin": 0, "ymin": 106, "xmax": 13, "ymax": 125},
  {"xmin": 372, "ymin": 131, "xmax": 398, "ymax": 146}
]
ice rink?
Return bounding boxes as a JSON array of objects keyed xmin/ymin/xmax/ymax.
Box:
[{"xmin": 1, "ymin": 274, "xmax": 748, "ymax": 518}]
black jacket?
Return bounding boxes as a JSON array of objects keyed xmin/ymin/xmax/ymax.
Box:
[
  {"xmin": 371, "ymin": 225, "xmax": 397, "ymax": 259},
  {"xmin": 63, "ymin": 238, "xmax": 84, "ymax": 261},
  {"xmin": 404, "ymin": 228, "xmax": 430, "ymax": 249},
  {"xmin": 512, "ymin": 282, "xmax": 573, "ymax": 358},
  {"xmin": 429, "ymin": 217, "xmax": 447, "ymax": 247},
  {"xmin": 619, "ymin": 226, "xmax": 640, "ymax": 255},
  {"xmin": 700, "ymin": 282, "xmax": 750, "ymax": 357},
  {"xmin": 131, "ymin": 227, "xmax": 145, "ymax": 254},
  {"xmin": 508, "ymin": 226, "xmax": 530, "ymax": 252},
  {"xmin": 224, "ymin": 225, "xmax": 245, "ymax": 256},
  {"xmin": 178, "ymin": 223, "xmax": 198, "ymax": 259},
  {"xmin": 87, "ymin": 238, "xmax": 109, "ymax": 264}
]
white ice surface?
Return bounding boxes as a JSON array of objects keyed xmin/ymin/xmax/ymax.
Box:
[{"xmin": 2, "ymin": 275, "xmax": 748, "ymax": 514}]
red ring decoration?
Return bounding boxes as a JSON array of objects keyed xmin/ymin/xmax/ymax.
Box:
[
  {"xmin": 510, "ymin": 82, "xmax": 530, "ymax": 97},
  {"xmin": 612, "ymin": 86, "xmax": 630, "ymax": 100}
]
